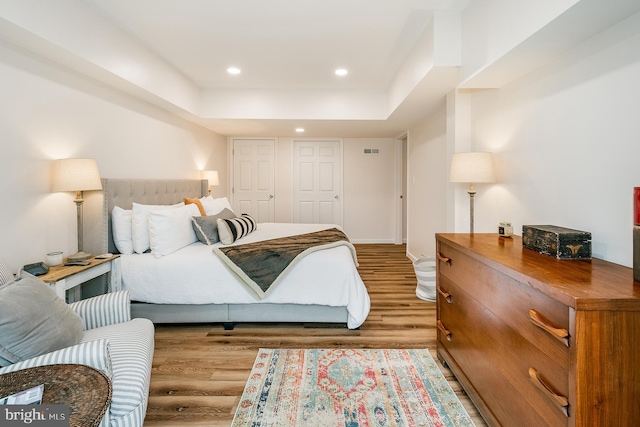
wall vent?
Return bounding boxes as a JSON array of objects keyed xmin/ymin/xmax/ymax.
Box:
[{"xmin": 364, "ymin": 148, "xmax": 380, "ymax": 154}]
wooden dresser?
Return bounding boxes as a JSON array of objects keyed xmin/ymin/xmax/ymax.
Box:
[{"xmin": 435, "ymin": 233, "xmax": 640, "ymax": 427}]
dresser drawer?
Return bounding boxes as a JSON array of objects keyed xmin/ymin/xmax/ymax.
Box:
[
  {"xmin": 437, "ymin": 242, "xmax": 571, "ymax": 369},
  {"xmin": 438, "ymin": 276, "xmax": 570, "ymax": 427}
]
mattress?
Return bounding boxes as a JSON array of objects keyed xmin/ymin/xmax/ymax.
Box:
[{"xmin": 120, "ymin": 223, "xmax": 370, "ymax": 328}]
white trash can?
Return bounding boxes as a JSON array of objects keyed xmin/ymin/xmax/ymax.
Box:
[{"xmin": 413, "ymin": 257, "xmax": 436, "ymax": 301}]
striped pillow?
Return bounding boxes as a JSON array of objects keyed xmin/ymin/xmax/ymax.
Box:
[
  {"xmin": 0, "ymin": 258, "xmax": 13, "ymax": 286},
  {"xmin": 0, "ymin": 339, "xmax": 112, "ymax": 377},
  {"xmin": 216, "ymin": 214, "xmax": 257, "ymax": 244}
]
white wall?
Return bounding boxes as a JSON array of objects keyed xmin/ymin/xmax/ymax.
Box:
[
  {"xmin": 468, "ymin": 11, "xmax": 640, "ymax": 266},
  {"xmin": 407, "ymin": 10, "xmax": 640, "ymax": 267},
  {"xmin": 0, "ymin": 40, "xmax": 226, "ymax": 273},
  {"xmin": 269, "ymin": 137, "xmax": 397, "ymax": 243},
  {"xmin": 406, "ymin": 105, "xmax": 448, "ymax": 260},
  {"xmin": 343, "ymin": 138, "xmax": 396, "ymax": 243}
]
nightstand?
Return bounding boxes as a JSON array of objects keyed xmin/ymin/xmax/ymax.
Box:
[{"xmin": 39, "ymin": 255, "xmax": 121, "ymax": 302}]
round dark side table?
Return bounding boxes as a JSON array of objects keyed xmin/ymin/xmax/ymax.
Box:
[{"xmin": 0, "ymin": 364, "xmax": 112, "ymax": 427}]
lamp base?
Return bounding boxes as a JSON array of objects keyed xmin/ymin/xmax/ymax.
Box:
[{"xmin": 68, "ymin": 251, "xmax": 93, "ymax": 261}]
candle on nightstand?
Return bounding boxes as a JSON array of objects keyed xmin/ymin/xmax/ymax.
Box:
[{"xmin": 46, "ymin": 251, "xmax": 63, "ymax": 267}]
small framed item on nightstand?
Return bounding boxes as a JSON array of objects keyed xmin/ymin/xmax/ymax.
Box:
[{"xmin": 22, "ymin": 262, "xmax": 49, "ymax": 276}]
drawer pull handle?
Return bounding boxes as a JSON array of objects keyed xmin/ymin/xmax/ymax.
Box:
[
  {"xmin": 436, "ymin": 253, "xmax": 451, "ymax": 266},
  {"xmin": 437, "ymin": 287, "xmax": 452, "ymax": 303},
  {"xmin": 437, "ymin": 320, "xmax": 452, "ymax": 341},
  {"xmin": 529, "ymin": 367, "xmax": 569, "ymax": 417},
  {"xmin": 529, "ymin": 309, "xmax": 570, "ymax": 347}
]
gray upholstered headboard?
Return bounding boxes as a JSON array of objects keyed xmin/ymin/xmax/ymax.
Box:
[{"xmin": 84, "ymin": 179, "xmax": 207, "ymax": 255}]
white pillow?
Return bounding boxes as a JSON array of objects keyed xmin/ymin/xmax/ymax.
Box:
[
  {"xmin": 111, "ymin": 206, "xmax": 134, "ymax": 255},
  {"xmin": 148, "ymin": 203, "xmax": 201, "ymax": 257},
  {"xmin": 200, "ymin": 196, "xmax": 233, "ymax": 216},
  {"xmin": 131, "ymin": 202, "xmax": 184, "ymax": 254}
]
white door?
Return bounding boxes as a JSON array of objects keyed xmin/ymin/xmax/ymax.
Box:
[
  {"xmin": 232, "ymin": 138, "xmax": 275, "ymax": 222},
  {"xmin": 292, "ymin": 139, "xmax": 342, "ymax": 225}
]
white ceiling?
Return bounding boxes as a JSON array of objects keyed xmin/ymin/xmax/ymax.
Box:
[
  {"xmin": 87, "ymin": 0, "xmax": 467, "ymax": 90},
  {"xmin": 3, "ymin": 1, "xmax": 636, "ymax": 138},
  {"xmin": 81, "ymin": 0, "xmax": 470, "ymax": 137}
]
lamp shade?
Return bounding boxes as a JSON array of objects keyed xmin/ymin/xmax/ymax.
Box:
[
  {"xmin": 450, "ymin": 152, "xmax": 495, "ymax": 183},
  {"xmin": 201, "ymin": 170, "xmax": 219, "ymax": 187},
  {"xmin": 51, "ymin": 158, "xmax": 102, "ymax": 192}
]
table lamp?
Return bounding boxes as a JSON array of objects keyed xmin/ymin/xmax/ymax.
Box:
[
  {"xmin": 201, "ymin": 170, "xmax": 219, "ymax": 195},
  {"xmin": 450, "ymin": 152, "xmax": 495, "ymax": 233},
  {"xmin": 51, "ymin": 158, "xmax": 102, "ymax": 261}
]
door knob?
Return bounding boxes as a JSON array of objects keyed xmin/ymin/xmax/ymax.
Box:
[{"xmin": 334, "ymin": 195, "xmax": 339, "ymax": 200}]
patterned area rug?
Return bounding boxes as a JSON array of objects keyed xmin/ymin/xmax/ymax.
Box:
[{"xmin": 232, "ymin": 348, "xmax": 475, "ymax": 426}]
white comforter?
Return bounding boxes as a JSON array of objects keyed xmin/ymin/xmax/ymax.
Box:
[{"xmin": 120, "ymin": 223, "xmax": 370, "ymax": 328}]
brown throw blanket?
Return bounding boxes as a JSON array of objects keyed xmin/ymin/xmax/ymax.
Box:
[{"xmin": 212, "ymin": 228, "xmax": 357, "ymax": 299}]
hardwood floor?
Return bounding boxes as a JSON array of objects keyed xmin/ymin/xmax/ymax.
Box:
[{"xmin": 145, "ymin": 244, "xmax": 487, "ymax": 426}]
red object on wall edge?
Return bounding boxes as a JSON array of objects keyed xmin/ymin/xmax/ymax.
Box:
[{"xmin": 635, "ymin": 187, "xmax": 640, "ymax": 225}]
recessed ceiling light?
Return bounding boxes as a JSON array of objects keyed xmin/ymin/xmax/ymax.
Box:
[
  {"xmin": 335, "ymin": 68, "xmax": 348, "ymax": 76},
  {"xmin": 295, "ymin": 128, "xmax": 305, "ymax": 133},
  {"xmin": 227, "ymin": 67, "xmax": 241, "ymax": 75}
]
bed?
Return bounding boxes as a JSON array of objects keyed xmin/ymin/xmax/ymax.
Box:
[{"xmin": 84, "ymin": 179, "xmax": 370, "ymax": 329}]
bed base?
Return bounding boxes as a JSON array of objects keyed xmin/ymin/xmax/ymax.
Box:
[{"xmin": 131, "ymin": 302, "xmax": 350, "ymax": 329}]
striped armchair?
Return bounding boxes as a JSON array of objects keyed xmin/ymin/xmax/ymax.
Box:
[{"xmin": 0, "ymin": 291, "xmax": 155, "ymax": 427}]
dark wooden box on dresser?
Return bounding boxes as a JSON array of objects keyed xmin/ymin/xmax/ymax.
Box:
[{"xmin": 435, "ymin": 233, "xmax": 640, "ymax": 427}]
